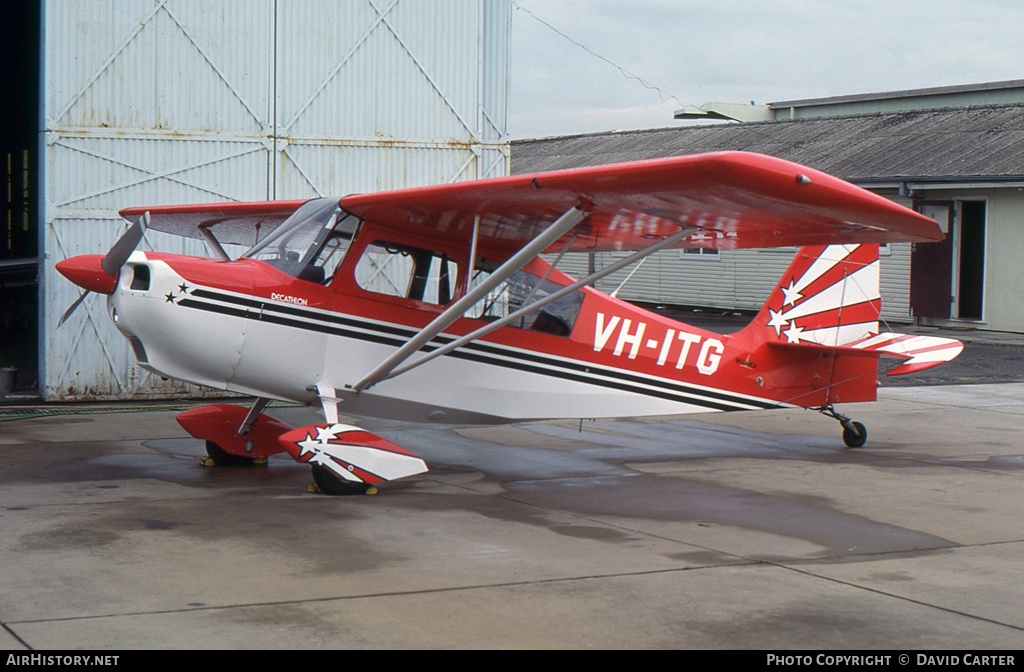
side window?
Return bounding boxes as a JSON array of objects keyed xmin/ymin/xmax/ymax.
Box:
[
  {"xmin": 354, "ymin": 241, "xmax": 459, "ymax": 305},
  {"xmin": 467, "ymin": 267, "xmax": 583, "ymax": 337},
  {"xmin": 679, "ymin": 247, "xmax": 719, "ymax": 258}
]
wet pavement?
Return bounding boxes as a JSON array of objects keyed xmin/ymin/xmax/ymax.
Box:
[{"xmin": 2, "ymin": 382, "xmax": 1024, "ymax": 649}]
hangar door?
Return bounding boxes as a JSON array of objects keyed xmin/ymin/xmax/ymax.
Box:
[
  {"xmin": 910, "ymin": 200, "xmax": 985, "ymax": 321},
  {"xmin": 41, "ymin": 0, "xmax": 510, "ymax": 401}
]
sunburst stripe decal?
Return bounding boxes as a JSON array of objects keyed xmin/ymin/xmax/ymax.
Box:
[
  {"xmin": 847, "ymin": 332, "xmax": 965, "ymax": 375},
  {"xmin": 779, "ymin": 244, "xmax": 861, "ymax": 307},
  {"xmin": 797, "ymin": 322, "xmax": 882, "ymax": 347},
  {"xmin": 766, "ymin": 244, "xmax": 881, "ymax": 345},
  {"xmin": 283, "ymin": 423, "xmax": 428, "ymax": 484}
]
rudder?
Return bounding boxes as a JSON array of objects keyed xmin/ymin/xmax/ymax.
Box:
[{"xmin": 743, "ymin": 244, "xmax": 881, "ymax": 347}]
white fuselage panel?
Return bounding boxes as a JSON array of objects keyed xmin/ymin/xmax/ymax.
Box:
[{"xmin": 109, "ymin": 261, "xmax": 765, "ymax": 423}]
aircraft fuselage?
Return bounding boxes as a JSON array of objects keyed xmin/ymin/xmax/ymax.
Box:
[{"xmin": 107, "ymin": 249, "xmax": 876, "ymax": 424}]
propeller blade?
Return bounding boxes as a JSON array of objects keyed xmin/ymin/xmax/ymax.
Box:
[
  {"xmin": 102, "ymin": 212, "xmax": 149, "ymax": 276},
  {"xmin": 58, "ymin": 212, "xmax": 148, "ymax": 328},
  {"xmin": 57, "ymin": 291, "xmax": 90, "ymax": 328}
]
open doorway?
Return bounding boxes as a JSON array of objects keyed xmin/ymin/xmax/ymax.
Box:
[
  {"xmin": 910, "ymin": 199, "xmax": 986, "ymax": 322},
  {"xmin": 956, "ymin": 201, "xmax": 986, "ymax": 320},
  {"xmin": 0, "ymin": 0, "xmax": 41, "ymax": 398}
]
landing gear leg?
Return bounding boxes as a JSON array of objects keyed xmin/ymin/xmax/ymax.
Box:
[
  {"xmin": 815, "ymin": 404, "xmax": 867, "ymax": 448},
  {"xmin": 238, "ymin": 397, "xmax": 271, "ymax": 435}
]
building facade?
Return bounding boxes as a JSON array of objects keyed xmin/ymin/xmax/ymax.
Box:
[{"xmin": 515, "ymin": 86, "xmax": 1024, "ymax": 333}]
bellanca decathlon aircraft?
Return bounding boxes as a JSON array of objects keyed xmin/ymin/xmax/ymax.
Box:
[{"xmin": 56, "ymin": 151, "xmax": 964, "ymax": 495}]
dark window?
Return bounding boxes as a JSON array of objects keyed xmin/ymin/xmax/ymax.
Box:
[{"xmin": 680, "ymin": 247, "xmax": 719, "ymax": 257}]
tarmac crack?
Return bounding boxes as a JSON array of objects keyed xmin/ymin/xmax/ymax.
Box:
[
  {"xmin": 769, "ymin": 559, "xmax": 1024, "ymax": 635},
  {"xmin": 1, "ymin": 623, "xmax": 30, "ymax": 650},
  {"xmin": 3, "ymin": 563, "xmax": 764, "ymax": 628},
  {"xmin": 7, "ymin": 544, "xmax": 1022, "ymax": 638}
]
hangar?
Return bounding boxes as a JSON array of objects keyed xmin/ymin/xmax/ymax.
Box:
[
  {"xmin": 513, "ymin": 81, "xmax": 1024, "ymax": 334},
  {"xmin": 0, "ymin": 0, "xmax": 511, "ymax": 401}
]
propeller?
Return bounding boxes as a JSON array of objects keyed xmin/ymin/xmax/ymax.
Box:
[{"xmin": 56, "ymin": 212, "xmax": 149, "ymax": 327}]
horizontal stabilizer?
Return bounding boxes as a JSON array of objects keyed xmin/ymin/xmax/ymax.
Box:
[
  {"xmin": 766, "ymin": 340, "xmax": 883, "ymax": 358},
  {"xmin": 846, "ymin": 333, "xmax": 965, "ymax": 376},
  {"xmin": 279, "ymin": 424, "xmax": 428, "ymax": 485},
  {"xmin": 767, "ymin": 332, "xmax": 964, "ymax": 376}
]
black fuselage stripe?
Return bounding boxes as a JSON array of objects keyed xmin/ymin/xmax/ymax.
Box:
[
  {"xmin": 183, "ymin": 298, "xmax": 742, "ymax": 411},
  {"xmin": 191, "ymin": 288, "xmax": 415, "ymax": 337},
  {"xmin": 188, "ymin": 291, "xmax": 775, "ymax": 410},
  {"xmin": 211, "ymin": 289, "xmax": 777, "ymax": 408},
  {"xmin": 182, "ymin": 290, "xmax": 777, "ymax": 411}
]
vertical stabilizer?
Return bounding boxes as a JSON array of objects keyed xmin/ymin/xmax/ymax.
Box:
[{"xmin": 742, "ymin": 244, "xmax": 881, "ymax": 346}]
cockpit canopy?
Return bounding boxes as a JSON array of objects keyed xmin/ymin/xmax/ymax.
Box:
[{"xmin": 243, "ymin": 198, "xmax": 360, "ymax": 284}]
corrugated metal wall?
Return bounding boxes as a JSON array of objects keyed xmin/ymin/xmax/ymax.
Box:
[
  {"xmin": 41, "ymin": 0, "xmax": 511, "ymax": 400},
  {"xmin": 555, "ymin": 243, "xmax": 912, "ymax": 324}
]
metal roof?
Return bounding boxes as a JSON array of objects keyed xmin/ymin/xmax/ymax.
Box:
[
  {"xmin": 769, "ymin": 79, "xmax": 1024, "ymax": 109},
  {"xmin": 512, "ymin": 103, "xmax": 1024, "ymax": 184}
]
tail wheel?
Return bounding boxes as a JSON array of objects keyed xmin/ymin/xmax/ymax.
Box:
[
  {"xmin": 204, "ymin": 440, "xmax": 256, "ymax": 466},
  {"xmin": 310, "ymin": 465, "xmax": 371, "ymax": 496},
  {"xmin": 842, "ymin": 421, "xmax": 868, "ymax": 448}
]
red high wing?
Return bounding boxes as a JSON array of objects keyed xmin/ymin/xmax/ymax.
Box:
[
  {"xmin": 121, "ymin": 199, "xmax": 307, "ymax": 247},
  {"xmin": 120, "ymin": 152, "xmax": 942, "ymax": 256},
  {"xmin": 339, "ymin": 152, "xmax": 943, "ymax": 254}
]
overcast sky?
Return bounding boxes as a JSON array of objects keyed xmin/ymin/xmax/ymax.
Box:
[{"xmin": 508, "ymin": 0, "xmax": 1024, "ymax": 139}]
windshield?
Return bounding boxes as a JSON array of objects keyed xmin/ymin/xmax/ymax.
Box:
[{"xmin": 243, "ymin": 198, "xmax": 360, "ymax": 284}]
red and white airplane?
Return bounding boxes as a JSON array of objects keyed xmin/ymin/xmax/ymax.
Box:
[{"xmin": 56, "ymin": 152, "xmax": 964, "ymax": 495}]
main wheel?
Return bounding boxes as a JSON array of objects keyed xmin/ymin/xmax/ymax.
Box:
[
  {"xmin": 204, "ymin": 440, "xmax": 256, "ymax": 466},
  {"xmin": 310, "ymin": 465, "xmax": 370, "ymax": 496},
  {"xmin": 842, "ymin": 421, "xmax": 867, "ymax": 448}
]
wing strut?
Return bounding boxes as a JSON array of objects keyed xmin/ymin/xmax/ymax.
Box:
[
  {"xmin": 352, "ymin": 206, "xmax": 589, "ymax": 392},
  {"xmin": 382, "ymin": 227, "xmax": 696, "ymax": 382},
  {"xmin": 518, "ymin": 233, "xmax": 577, "ymax": 321},
  {"xmin": 468, "ymin": 214, "xmax": 480, "ymax": 275},
  {"xmin": 198, "ymin": 224, "xmax": 231, "ymax": 261}
]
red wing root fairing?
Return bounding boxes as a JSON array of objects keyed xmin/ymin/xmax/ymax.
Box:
[{"xmin": 54, "ymin": 151, "xmax": 963, "ymax": 494}]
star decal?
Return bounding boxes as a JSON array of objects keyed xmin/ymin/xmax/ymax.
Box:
[
  {"xmin": 297, "ymin": 435, "xmax": 321, "ymax": 458},
  {"xmin": 295, "ymin": 424, "xmax": 358, "ymax": 467},
  {"xmin": 178, "ymin": 282, "xmax": 190, "ymax": 294},
  {"xmin": 781, "ymin": 280, "xmax": 803, "ymax": 307},
  {"xmin": 308, "ymin": 450, "xmax": 335, "ymax": 468},
  {"xmin": 315, "ymin": 425, "xmax": 342, "ymax": 444},
  {"xmin": 164, "ymin": 292, "xmax": 176, "ymax": 304},
  {"xmin": 767, "ymin": 308, "xmax": 789, "ymax": 335},
  {"xmin": 783, "ymin": 322, "xmax": 805, "ymax": 343}
]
